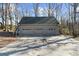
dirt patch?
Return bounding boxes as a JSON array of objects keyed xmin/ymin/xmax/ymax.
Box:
[
  {"xmin": 0, "ymin": 30, "xmax": 16, "ymax": 48},
  {"xmin": 0, "ymin": 37, "xmax": 16, "ymax": 48}
]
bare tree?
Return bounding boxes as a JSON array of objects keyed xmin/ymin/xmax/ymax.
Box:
[
  {"xmin": 71, "ymin": 3, "xmax": 78, "ymax": 37},
  {"xmin": 48, "ymin": 3, "xmax": 51, "ymax": 17},
  {"xmin": 67, "ymin": 4, "xmax": 71, "ymax": 35},
  {"xmin": 1, "ymin": 3, "xmax": 5, "ymax": 29},
  {"xmin": 14, "ymin": 4, "xmax": 19, "ymax": 26},
  {"xmin": 33, "ymin": 3, "xmax": 39, "ymax": 17},
  {"xmin": 8, "ymin": 3, "xmax": 13, "ymax": 30},
  {"xmin": 4, "ymin": 3, "xmax": 9, "ymax": 31}
]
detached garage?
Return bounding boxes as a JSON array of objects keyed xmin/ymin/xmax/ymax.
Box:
[{"xmin": 16, "ymin": 17, "xmax": 59, "ymax": 37}]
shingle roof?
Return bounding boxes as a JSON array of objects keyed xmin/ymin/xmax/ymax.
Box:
[{"xmin": 19, "ymin": 17, "xmax": 59, "ymax": 25}]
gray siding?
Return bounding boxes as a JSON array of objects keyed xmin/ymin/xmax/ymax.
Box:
[{"xmin": 17, "ymin": 24, "xmax": 59, "ymax": 36}]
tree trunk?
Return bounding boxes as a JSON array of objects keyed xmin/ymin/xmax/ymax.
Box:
[
  {"xmin": 72, "ymin": 3, "xmax": 77, "ymax": 37},
  {"xmin": 8, "ymin": 3, "xmax": 12, "ymax": 30},
  {"xmin": 48, "ymin": 3, "xmax": 51, "ymax": 17},
  {"xmin": 33, "ymin": 3, "xmax": 39, "ymax": 17},
  {"xmin": 4, "ymin": 3, "xmax": 8, "ymax": 31},
  {"xmin": 1, "ymin": 3, "xmax": 5, "ymax": 29}
]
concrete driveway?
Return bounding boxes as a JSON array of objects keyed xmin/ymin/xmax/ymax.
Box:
[{"xmin": 0, "ymin": 35, "xmax": 79, "ymax": 56}]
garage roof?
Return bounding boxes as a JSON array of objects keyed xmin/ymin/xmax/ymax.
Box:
[{"xmin": 19, "ymin": 17, "xmax": 59, "ymax": 25}]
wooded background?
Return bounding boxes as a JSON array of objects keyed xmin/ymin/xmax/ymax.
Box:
[{"xmin": 0, "ymin": 3, "xmax": 79, "ymax": 37}]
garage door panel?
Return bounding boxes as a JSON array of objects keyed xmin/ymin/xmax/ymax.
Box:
[{"xmin": 20, "ymin": 30, "xmax": 58, "ymax": 36}]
